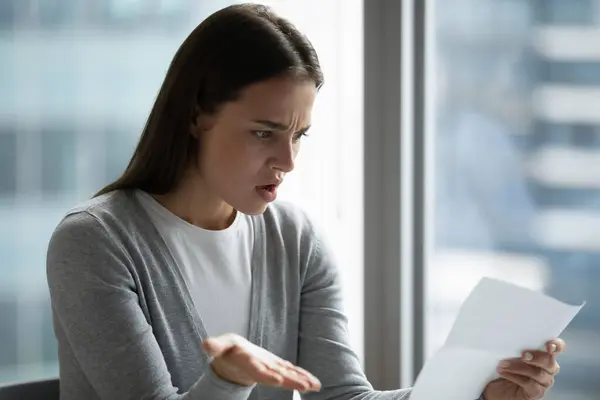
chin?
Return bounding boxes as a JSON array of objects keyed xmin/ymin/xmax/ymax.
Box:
[
  {"xmin": 242, "ymin": 204, "xmax": 269, "ymax": 216},
  {"xmin": 235, "ymin": 200, "xmax": 270, "ymax": 216}
]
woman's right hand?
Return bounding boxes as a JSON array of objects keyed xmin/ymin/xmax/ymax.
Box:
[{"xmin": 202, "ymin": 333, "xmax": 322, "ymax": 393}]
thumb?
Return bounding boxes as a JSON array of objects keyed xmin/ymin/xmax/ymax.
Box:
[{"xmin": 202, "ymin": 334, "xmax": 238, "ymax": 357}]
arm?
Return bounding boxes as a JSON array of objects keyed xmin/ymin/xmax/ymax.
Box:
[
  {"xmin": 296, "ymin": 219, "xmax": 411, "ymax": 400},
  {"xmin": 47, "ymin": 211, "xmax": 254, "ymax": 400}
]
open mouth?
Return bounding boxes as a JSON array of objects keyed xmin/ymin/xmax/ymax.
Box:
[
  {"xmin": 256, "ymin": 184, "xmax": 279, "ymax": 202},
  {"xmin": 258, "ymin": 184, "xmax": 277, "ymax": 193}
]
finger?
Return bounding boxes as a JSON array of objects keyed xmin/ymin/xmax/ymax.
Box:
[
  {"xmin": 243, "ymin": 358, "xmax": 286, "ymax": 387},
  {"xmin": 546, "ymin": 338, "xmax": 566, "ymax": 355},
  {"xmin": 284, "ymin": 368, "xmax": 320, "ymax": 391},
  {"xmin": 498, "ymin": 359, "xmax": 554, "ymax": 388},
  {"xmin": 521, "ymin": 351, "xmax": 561, "ymax": 375},
  {"xmin": 233, "ymin": 352, "xmax": 313, "ymax": 392},
  {"xmin": 267, "ymin": 364, "xmax": 314, "ymax": 392},
  {"xmin": 222, "ymin": 350, "xmax": 290, "ymax": 388},
  {"xmin": 498, "ymin": 370, "xmax": 547, "ymax": 399},
  {"xmin": 276, "ymin": 360, "xmax": 322, "ymax": 389}
]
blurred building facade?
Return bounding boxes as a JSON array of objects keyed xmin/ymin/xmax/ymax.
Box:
[{"xmin": 433, "ymin": 0, "xmax": 600, "ymax": 398}]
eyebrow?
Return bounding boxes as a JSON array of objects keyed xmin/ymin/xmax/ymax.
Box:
[{"xmin": 252, "ymin": 119, "xmax": 311, "ymax": 133}]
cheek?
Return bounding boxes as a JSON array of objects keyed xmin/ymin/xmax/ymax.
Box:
[
  {"xmin": 198, "ymin": 133, "xmax": 232, "ymax": 175},
  {"xmin": 289, "ymin": 142, "xmax": 301, "ymax": 161},
  {"xmin": 201, "ymin": 134, "xmax": 263, "ymax": 180}
]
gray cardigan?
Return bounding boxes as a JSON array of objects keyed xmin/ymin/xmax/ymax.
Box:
[{"xmin": 46, "ymin": 190, "xmax": 412, "ymax": 400}]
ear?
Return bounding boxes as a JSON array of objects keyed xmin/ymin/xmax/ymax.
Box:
[
  {"xmin": 190, "ymin": 104, "xmax": 215, "ymax": 138},
  {"xmin": 190, "ymin": 123, "xmax": 200, "ymax": 140},
  {"xmin": 190, "ymin": 103, "xmax": 200, "ymax": 134},
  {"xmin": 190, "ymin": 105, "xmax": 206, "ymax": 139}
]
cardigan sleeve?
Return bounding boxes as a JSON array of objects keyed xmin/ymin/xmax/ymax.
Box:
[{"xmin": 294, "ymin": 213, "xmax": 411, "ymax": 400}]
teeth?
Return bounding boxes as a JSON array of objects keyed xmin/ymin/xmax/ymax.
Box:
[{"xmin": 258, "ymin": 184, "xmax": 276, "ymax": 192}]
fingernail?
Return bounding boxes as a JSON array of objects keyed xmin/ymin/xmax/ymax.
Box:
[
  {"xmin": 550, "ymin": 343, "xmax": 557, "ymax": 354},
  {"xmin": 498, "ymin": 361, "xmax": 510, "ymax": 369},
  {"xmin": 523, "ymin": 352, "xmax": 534, "ymax": 361}
]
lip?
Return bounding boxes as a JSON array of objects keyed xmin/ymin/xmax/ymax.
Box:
[
  {"xmin": 260, "ymin": 179, "xmax": 283, "ymax": 187},
  {"xmin": 256, "ymin": 184, "xmax": 278, "ymax": 202}
]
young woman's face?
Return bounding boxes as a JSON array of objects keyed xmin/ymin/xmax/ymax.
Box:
[{"xmin": 195, "ymin": 76, "xmax": 316, "ymax": 215}]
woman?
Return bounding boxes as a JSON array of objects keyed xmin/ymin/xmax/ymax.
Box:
[{"xmin": 46, "ymin": 4, "xmax": 565, "ymax": 400}]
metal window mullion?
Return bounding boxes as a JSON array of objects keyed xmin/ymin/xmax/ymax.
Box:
[
  {"xmin": 364, "ymin": 0, "xmax": 432, "ymax": 390},
  {"xmin": 364, "ymin": 0, "xmax": 404, "ymax": 390},
  {"xmin": 411, "ymin": 0, "xmax": 434, "ymax": 380}
]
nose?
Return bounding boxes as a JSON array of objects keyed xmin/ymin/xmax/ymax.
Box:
[{"xmin": 272, "ymin": 140, "xmax": 296, "ymax": 173}]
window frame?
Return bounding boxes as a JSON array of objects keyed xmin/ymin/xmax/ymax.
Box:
[{"xmin": 363, "ymin": 0, "xmax": 432, "ymax": 389}]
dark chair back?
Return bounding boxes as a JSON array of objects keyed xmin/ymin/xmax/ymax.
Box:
[{"xmin": 0, "ymin": 378, "xmax": 59, "ymax": 400}]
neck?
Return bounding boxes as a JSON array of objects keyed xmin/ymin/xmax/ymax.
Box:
[{"xmin": 152, "ymin": 171, "xmax": 236, "ymax": 231}]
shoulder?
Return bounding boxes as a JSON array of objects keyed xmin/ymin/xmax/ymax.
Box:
[
  {"xmin": 55, "ymin": 189, "xmax": 139, "ymax": 233},
  {"xmin": 47, "ymin": 191, "xmax": 139, "ymax": 283},
  {"xmin": 63, "ymin": 189, "xmax": 134, "ymax": 222},
  {"xmin": 48, "ymin": 190, "xmax": 138, "ymax": 255}
]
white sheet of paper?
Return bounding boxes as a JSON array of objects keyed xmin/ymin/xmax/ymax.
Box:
[{"xmin": 410, "ymin": 277, "xmax": 585, "ymax": 400}]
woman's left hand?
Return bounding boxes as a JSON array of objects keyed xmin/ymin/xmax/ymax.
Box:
[{"xmin": 482, "ymin": 338, "xmax": 565, "ymax": 400}]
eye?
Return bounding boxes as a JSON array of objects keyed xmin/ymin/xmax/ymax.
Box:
[
  {"xmin": 252, "ymin": 130, "xmax": 273, "ymax": 139},
  {"xmin": 293, "ymin": 132, "xmax": 309, "ymax": 142}
]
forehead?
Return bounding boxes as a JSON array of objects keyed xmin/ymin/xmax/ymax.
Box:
[{"xmin": 229, "ymin": 76, "xmax": 317, "ymax": 121}]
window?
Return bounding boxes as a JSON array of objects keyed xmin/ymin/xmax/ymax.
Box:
[
  {"xmin": 0, "ymin": 0, "xmax": 17, "ymax": 30},
  {"xmin": 534, "ymin": 0, "xmax": 596, "ymax": 25},
  {"xmin": 363, "ymin": 1, "xmax": 600, "ymax": 398},
  {"xmin": 430, "ymin": 0, "xmax": 600, "ymax": 398},
  {"xmin": 0, "ymin": 131, "xmax": 17, "ymax": 196},
  {"xmin": 104, "ymin": 128, "xmax": 140, "ymax": 184},
  {"xmin": 41, "ymin": 127, "xmax": 77, "ymax": 196},
  {"xmin": 0, "ymin": 294, "xmax": 18, "ymax": 372}
]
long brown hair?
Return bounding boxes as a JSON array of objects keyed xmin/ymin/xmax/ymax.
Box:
[{"xmin": 95, "ymin": 3, "xmax": 324, "ymax": 197}]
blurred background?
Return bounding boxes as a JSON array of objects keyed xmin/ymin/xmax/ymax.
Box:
[{"xmin": 0, "ymin": 0, "xmax": 598, "ymax": 399}]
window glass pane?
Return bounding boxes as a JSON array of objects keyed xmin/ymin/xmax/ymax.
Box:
[
  {"xmin": 0, "ymin": 294, "xmax": 18, "ymax": 372},
  {"xmin": 542, "ymin": 61, "xmax": 600, "ymax": 86},
  {"xmin": 0, "ymin": 0, "xmax": 17, "ymax": 30},
  {"xmin": 0, "ymin": 132, "xmax": 17, "ymax": 196},
  {"xmin": 431, "ymin": 0, "xmax": 600, "ymax": 398},
  {"xmin": 41, "ymin": 127, "xmax": 77, "ymax": 195},
  {"xmin": 104, "ymin": 128, "xmax": 139, "ymax": 184},
  {"xmin": 534, "ymin": 0, "xmax": 596, "ymax": 25},
  {"xmin": 38, "ymin": 0, "xmax": 70, "ymax": 29}
]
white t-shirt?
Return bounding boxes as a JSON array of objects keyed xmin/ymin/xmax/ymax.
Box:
[{"xmin": 135, "ymin": 190, "xmax": 254, "ymax": 338}]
